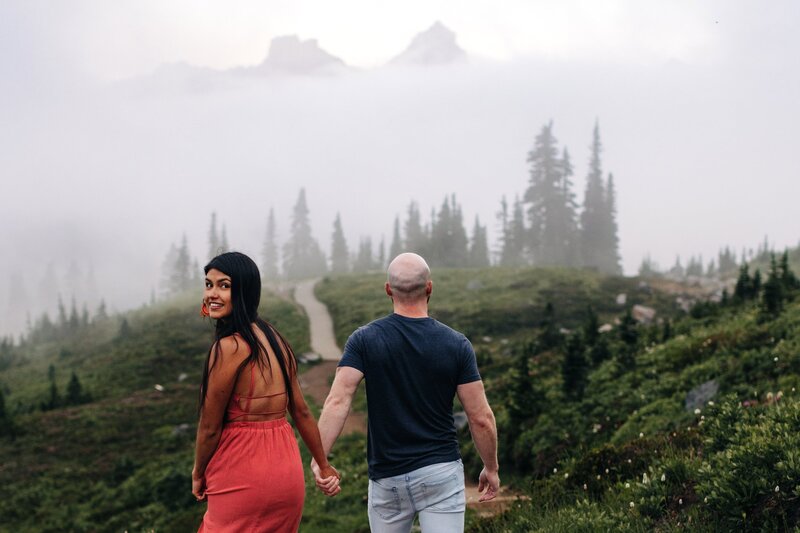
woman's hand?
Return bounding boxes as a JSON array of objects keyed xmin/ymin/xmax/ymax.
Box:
[
  {"xmin": 311, "ymin": 459, "xmax": 341, "ymax": 497},
  {"xmin": 192, "ymin": 471, "xmax": 207, "ymax": 501}
]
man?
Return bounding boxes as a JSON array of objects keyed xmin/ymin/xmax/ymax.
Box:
[{"xmin": 312, "ymin": 252, "xmax": 499, "ymax": 533}]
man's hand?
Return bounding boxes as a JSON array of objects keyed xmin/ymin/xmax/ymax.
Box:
[
  {"xmin": 477, "ymin": 467, "xmax": 500, "ymax": 502},
  {"xmin": 311, "ymin": 458, "xmax": 342, "ymax": 497}
]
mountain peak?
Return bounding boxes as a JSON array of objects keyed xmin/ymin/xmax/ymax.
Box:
[
  {"xmin": 257, "ymin": 35, "xmax": 347, "ymax": 75},
  {"xmin": 390, "ymin": 21, "xmax": 467, "ymax": 66}
]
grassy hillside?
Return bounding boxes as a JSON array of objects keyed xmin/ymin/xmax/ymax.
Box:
[
  {"xmin": 316, "ymin": 266, "xmax": 678, "ymax": 346},
  {"xmin": 0, "ymin": 289, "xmax": 318, "ymax": 533}
]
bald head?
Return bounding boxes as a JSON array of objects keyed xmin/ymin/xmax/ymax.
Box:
[{"xmin": 387, "ymin": 253, "xmax": 431, "ymax": 303}]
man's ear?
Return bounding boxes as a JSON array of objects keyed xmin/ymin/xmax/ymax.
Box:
[
  {"xmin": 426, "ymin": 280, "xmax": 433, "ymax": 295},
  {"xmin": 385, "ymin": 282, "xmax": 393, "ymax": 297}
]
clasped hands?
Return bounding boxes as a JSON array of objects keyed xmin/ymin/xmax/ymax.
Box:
[{"xmin": 311, "ymin": 458, "xmax": 341, "ymax": 497}]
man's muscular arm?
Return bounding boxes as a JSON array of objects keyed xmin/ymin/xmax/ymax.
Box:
[{"xmin": 457, "ymin": 380, "xmax": 499, "ymax": 502}]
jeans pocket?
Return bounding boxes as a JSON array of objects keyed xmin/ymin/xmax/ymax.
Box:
[
  {"xmin": 420, "ymin": 468, "xmax": 466, "ymax": 512},
  {"xmin": 370, "ymin": 480, "xmax": 402, "ymax": 519}
]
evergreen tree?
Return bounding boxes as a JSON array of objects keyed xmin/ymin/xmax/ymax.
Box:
[
  {"xmin": 589, "ymin": 335, "xmax": 611, "ymax": 365},
  {"xmin": 580, "ymin": 121, "xmax": 607, "ymax": 271},
  {"xmin": 524, "ymin": 122, "xmax": 577, "ymax": 266},
  {"xmin": 389, "ymin": 216, "xmax": 403, "ymax": 261},
  {"xmin": 176, "ymin": 234, "xmax": 192, "ymax": 291},
  {"xmin": 57, "ymin": 295, "xmax": 68, "ymax": 332},
  {"xmin": 353, "ymin": 238, "xmax": 376, "ymax": 273},
  {"xmin": 208, "ymin": 212, "xmax": 220, "ymax": 259},
  {"xmin": 68, "ymin": 296, "xmax": 80, "ymax": 333},
  {"xmin": 330, "ymin": 214, "xmax": 350, "ymax": 274},
  {"xmin": 638, "ymin": 254, "xmax": 660, "ymax": 277},
  {"xmin": 686, "ymin": 255, "xmax": 704, "ymax": 277},
  {"xmin": 780, "ymin": 250, "xmax": 798, "ymax": 293},
  {"xmin": 220, "ymin": 224, "xmax": 229, "ymax": 253},
  {"xmin": 0, "ymin": 387, "xmax": 12, "ymax": 438},
  {"xmin": 761, "ymin": 254, "xmax": 784, "ymax": 317},
  {"xmin": 404, "ymin": 202, "xmax": 425, "ymax": 254},
  {"xmin": 718, "ymin": 247, "xmax": 738, "ymax": 275},
  {"xmin": 668, "ymin": 256, "xmax": 685, "ymax": 278},
  {"xmin": 429, "ymin": 195, "xmax": 469, "ymax": 267},
  {"xmin": 616, "ymin": 309, "xmax": 638, "ymax": 370},
  {"xmin": 282, "ymin": 189, "xmax": 328, "ymax": 280},
  {"xmin": 562, "ymin": 332, "xmax": 588, "ymax": 399},
  {"xmin": 538, "ymin": 302, "xmax": 562, "ymax": 351},
  {"xmin": 96, "ymin": 300, "xmax": 108, "ymax": 321},
  {"xmin": 602, "ymin": 173, "xmax": 623, "ymax": 274},
  {"xmin": 66, "ymin": 371, "xmax": 88, "ymax": 406},
  {"xmin": 583, "ymin": 305, "xmax": 600, "ymax": 346},
  {"xmin": 752, "ymin": 269, "xmax": 762, "ymax": 298},
  {"xmin": 377, "ymin": 237, "xmax": 386, "ymax": 269},
  {"xmin": 468, "ymin": 216, "xmax": 490, "ymax": 268},
  {"xmin": 500, "ymin": 196, "xmax": 527, "ymax": 266},
  {"xmin": 261, "ymin": 208, "xmax": 280, "ymax": 280}
]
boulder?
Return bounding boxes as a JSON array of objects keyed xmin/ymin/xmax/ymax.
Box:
[{"xmin": 632, "ymin": 305, "xmax": 656, "ymax": 324}]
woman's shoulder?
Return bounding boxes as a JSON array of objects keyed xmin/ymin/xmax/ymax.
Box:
[{"xmin": 212, "ymin": 333, "xmax": 250, "ymax": 363}]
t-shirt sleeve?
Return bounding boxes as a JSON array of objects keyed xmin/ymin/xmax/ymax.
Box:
[
  {"xmin": 457, "ymin": 337, "xmax": 481, "ymax": 385},
  {"xmin": 338, "ymin": 328, "xmax": 365, "ymax": 373}
]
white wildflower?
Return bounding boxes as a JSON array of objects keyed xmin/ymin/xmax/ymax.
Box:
[
  {"xmin": 774, "ymin": 357, "xmax": 779, "ymax": 362},
  {"xmin": 775, "ymin": 485, "xmax": 780, "ymax": 493},
  {"xmin": 661, "ymin": 473, "xmax": 666, "ymax": 482},
  {"xmin": 583, "ymin": 483, "xmax": 587, "ymax": 490},
  {"xmin": 642, "ymin": 473, "xmax": 650, "ymax": 484},
  {"xmin": 694, "ymin": 408, "xmax": 701, "ymax": 415},
  {"xmin": 679, "ymin": 498, "xmax": 683, "ymax": 505},
  {"xmin": 605, "ymin": 468, "xmax": 609, "ymax": 474},
  {"xmin": 564, "ymin": 473, "xmax": 569, "ymax": 479},
  {"xmin": 625, "ymin": 482, "xmax": 630, "ymax": 488},
  {"xmin": 704, "ymin": 497, "xmax": 708, "ymax": 503},
  {"xmin": 708, "ymin": 401, "xmax": 715, "ymax": 406},
  {"xmin": 553, "ymin": 468, "xmax": 558, "ymax": 474},
  {"xmin": 597, "ymin": 475, "xmax": 601, "ymax": 480},
  {"xmin": 154, "ymin": 384, "xmax": 164, "ymax": 392},
  {"xmin": 639, "ymin": 432, "xmax": 644, "ymax": 438},
  {"xmin": 629, "ymin": 501, "xmax": 635, "ymax": 508}
]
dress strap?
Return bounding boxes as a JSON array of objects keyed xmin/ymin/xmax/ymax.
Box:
[{"xmin": 243, "ymin": 361, "xmax": 256, "ymax": 414}]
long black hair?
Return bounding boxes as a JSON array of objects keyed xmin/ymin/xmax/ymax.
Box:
[{"xmin": 198, "ymin": 251, "xmax": 296, "ymax": 414}]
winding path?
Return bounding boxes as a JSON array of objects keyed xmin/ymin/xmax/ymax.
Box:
[{"xmin": 293, "ymin": 279, "xmax": 366, "ymax": 435}]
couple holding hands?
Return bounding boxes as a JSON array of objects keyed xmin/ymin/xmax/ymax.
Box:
[{"xmin": 193, "ymin": 251, "xmax": 498, "ymax": 532}]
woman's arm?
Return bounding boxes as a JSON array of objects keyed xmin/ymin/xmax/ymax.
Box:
[
  {"xmin": 287, "ymin": 372, "xmax": 340, "ymax": 487},
  {"xmin": 192, "ymin": 336, "xmax": 247, "ymax": 499}
]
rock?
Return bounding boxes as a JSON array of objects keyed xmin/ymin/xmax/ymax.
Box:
[
  {"xmin": 154, "ymin": 384, "xmax": 164, "ymax": 392},
  {"xmin": 172, "ymin": 423, "xmax": 191, "ymax": 437},
  {"xmin": 598, "ymin": 324, "xmax": 614, "ymax": 333},
  {"xmin": 631, "ymin": 305, "xmax": 656, "ymax": 324},
  {"xmin": 685, "ymin": 380, "xmax": 719, "ymax": 411},
  {"xmin": 481, "ymin": 336, "xmax": 492, "ymax": 343},
  {"xmin": 297, "ymin": 352, "xmax": 322, "ymax": 364},
  {"xmin": 177, "ymin": 373, "xmax": 188, "ymax": 382},
  {"xmin": 616, "ymin": 293, "xmax": 627, "ymax": 305}
]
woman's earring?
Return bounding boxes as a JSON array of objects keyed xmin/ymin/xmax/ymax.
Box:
[{"xmin": 200, "ymin": 302, "xmax": 210, "ymax": 317}]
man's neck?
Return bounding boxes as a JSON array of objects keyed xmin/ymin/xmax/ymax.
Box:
[{"xmin": 392, "ymin": 304, "xmax": 429, "ymax": 319}]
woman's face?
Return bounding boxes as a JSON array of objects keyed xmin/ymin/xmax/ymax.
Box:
[{"xmin": 204, "ymin": 268, "xmax": 234, "ymax": 319}]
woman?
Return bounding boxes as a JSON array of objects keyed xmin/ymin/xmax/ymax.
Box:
[{"xmin": 192, "ymin": 252, "xmax": 340, "ymax": 532}]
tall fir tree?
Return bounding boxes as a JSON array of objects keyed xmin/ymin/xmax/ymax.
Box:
[
  {"xmin": 468, "ymin": 216, "xmax": 490, "ymax": 268},
  {"xmin": 208, "ymin": 212, "xmax": 220, "ymax": 260},
  {"xmin": 261, "ymin": 208, "xmax": 280, "ymax": 280},
  {"xmin": 524, "ymin": 121, "xmax": 568, "ymax": 266},
  {"xmin": 389, "ymin": 216, "xmax": 403, "ymax": 261},
  {"xmin": 602, "ymin": 173, "xmax": 623, "ymax": 274},
  {"xmin": 580, "ymin": 121, "xmax": 608, "ymax": 271},
  {"xmin": 500, "ymin": 196, "xmax": 528, "ymax": 266},
  {"xmin": 330, "ymin": 213, "xmax": 350, "ymax": 274},
  {"xmin": 404, "ymin": 202, "xmax": 427, "ymax": 255},
  {"xmin": 282, "ymin": 188, "xmax": 327, "ymax": 279},
  {"xmin": 377, "ymin": 237, "xmax": 386, "ymax": 268},
  {"xmin": 220, "ymin": 224, "xmax": 229, "ymax": 253},
  {"xmin": 353, "ymin": 238, "xmax": 376, "ymax": 273}
]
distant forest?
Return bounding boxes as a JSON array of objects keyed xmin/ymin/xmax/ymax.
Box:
[{"xmin": 159, "ymin": 120, "xmax": 623, "ymax": 288}]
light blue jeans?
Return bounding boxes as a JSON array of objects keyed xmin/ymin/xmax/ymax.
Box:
[{"xmin": 367, "ymin": 459, "xmax": 465, "ymax": 533}]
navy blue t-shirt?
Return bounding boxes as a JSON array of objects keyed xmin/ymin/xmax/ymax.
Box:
[{"xmin": 338, "ymin": 313, "xmax": 481, "ymax": 479}]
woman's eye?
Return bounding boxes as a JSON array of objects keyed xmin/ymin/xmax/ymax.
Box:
[
  {"xmin": 205, "ymin": 282, "xmax": 212, "ymax": 288},
  {"xmin": 221, "ymin": 283, "xmax": 230, "ymax": 289}
]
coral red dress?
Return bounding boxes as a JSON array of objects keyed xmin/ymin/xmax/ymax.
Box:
[{"xmin": 198, "ymin": 363, "xmax": 305, "ymax": 532}]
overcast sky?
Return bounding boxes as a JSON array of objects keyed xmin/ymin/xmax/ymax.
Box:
[{"xmin": 2, "ymin": 0, "xmax": 799, "ymax": 335}]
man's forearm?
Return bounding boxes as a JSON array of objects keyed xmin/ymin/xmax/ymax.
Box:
[
  {"xmin": 470, "ymin": 410, "xmax": 499, "ymax": 471},
  {"xmin": 317, "ymin": 394, "xmax": 353, "ymax": 455}
]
